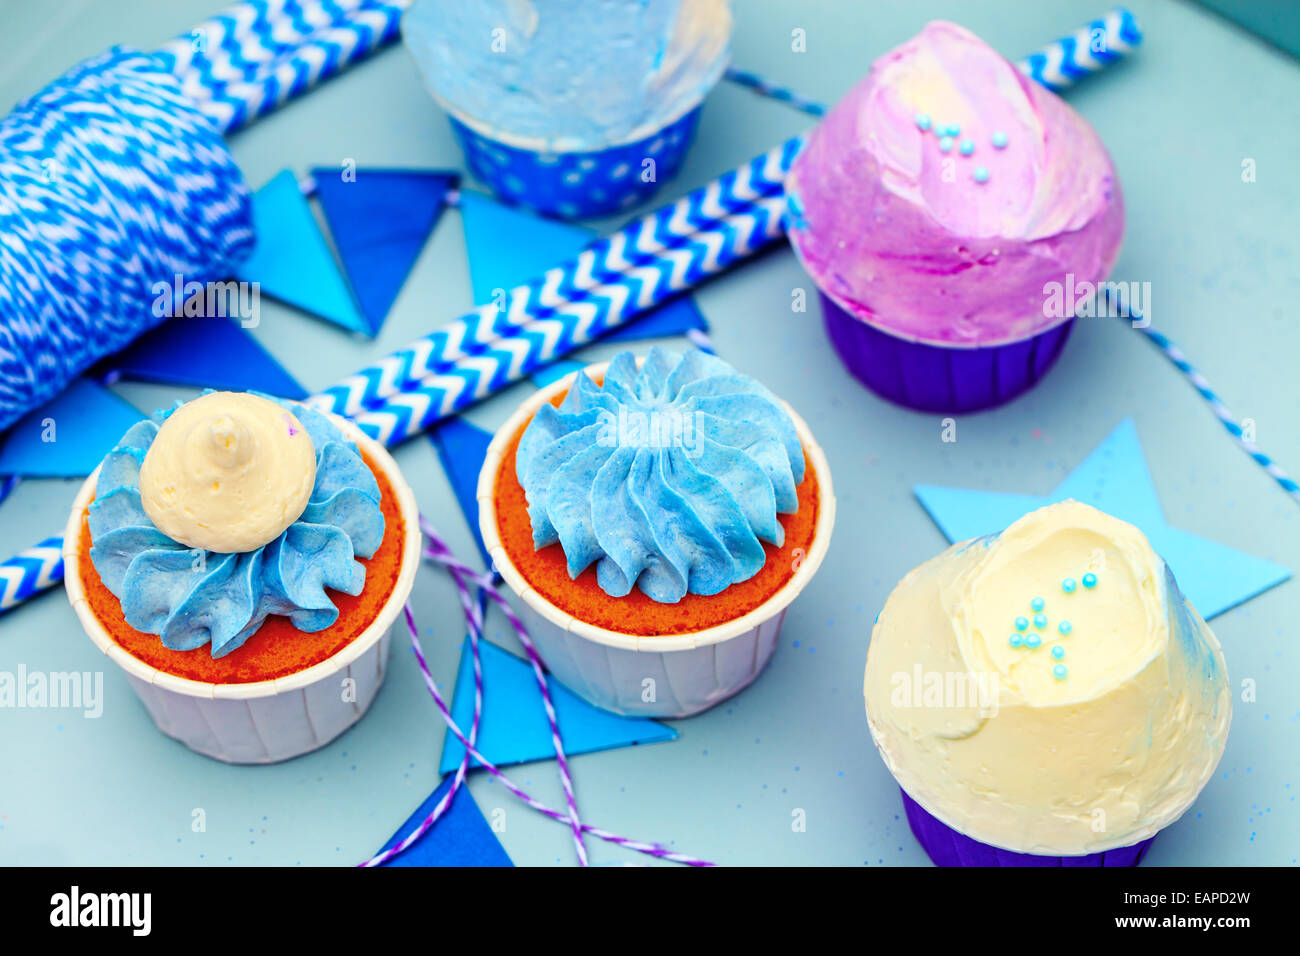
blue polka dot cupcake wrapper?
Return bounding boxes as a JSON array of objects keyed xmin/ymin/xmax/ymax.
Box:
[{"xmin": 447, "ymin": 106, "xmax": 702, "ymax": 219}]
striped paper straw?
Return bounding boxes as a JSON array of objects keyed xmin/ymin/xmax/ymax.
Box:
[
  {"xmin": 157, "ymin": 0, "xmax": 408, "ymax": 134},
  {"xmin": 725, "ymin": 7, "xmax": 1142, "ymax": 114},
  {"xmin": 307, "ymin": 138, "xmax": 797, "ymax": 445},
  {"xmin": 0, "ymin": 537, "xmax": 63, "ymax": 614},
  {"xmin": 1018, "ymin": 7, "xmax": 1142, "ymax": 90}
]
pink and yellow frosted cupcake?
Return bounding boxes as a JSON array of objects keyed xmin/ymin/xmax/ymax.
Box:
[{"xmin": 786, "ymin": 21, "xmax": 1124, "ymax": 411}]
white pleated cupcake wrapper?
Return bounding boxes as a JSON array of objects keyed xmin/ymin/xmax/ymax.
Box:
[
  {"xmin": 62, "ymin": 413, "xmax": 422, "ymax": 764},
  {"xmin": 479, "ymin": 360, "xmax": 836, "ymax": 719},
  {"xmin": 517, "ymin": 601, "xmax": 786, "ymax": 718}
]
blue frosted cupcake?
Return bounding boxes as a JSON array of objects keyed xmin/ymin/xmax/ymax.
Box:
[
  {"xmin": 863, "ymin": 501, "xmax": 1231, "ymax": 865},
  {"xmin": 402, "ymin": 0, "xmax": 732, "ymax": 218}
]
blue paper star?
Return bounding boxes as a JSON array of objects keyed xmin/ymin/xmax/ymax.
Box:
[{"xmin": 914, "ymin": 419, "xmax": 1290, "ymax": 619}]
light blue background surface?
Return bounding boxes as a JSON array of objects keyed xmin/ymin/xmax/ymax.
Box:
[{"xmin": 0, "ymin": 0, "xmax": 1296, "ymax": 866}]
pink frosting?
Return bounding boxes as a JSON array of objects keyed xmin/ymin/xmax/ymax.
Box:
[{"xmin": 786, "ymin": 21, "xmax": 1124, "ymax": 346}]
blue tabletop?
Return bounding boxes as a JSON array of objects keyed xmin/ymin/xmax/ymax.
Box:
[{"xmin": 1, "ymin": 0, "xmax": 1296, "ymax": 866}]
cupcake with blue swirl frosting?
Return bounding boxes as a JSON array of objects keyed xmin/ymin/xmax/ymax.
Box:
[
  {"xmin": 479, "ymin": 348, "xmax": 836, "ymax": 717},
  {"xmin": 64, "ymin": 390, "xmax": 420, "ymax": 762}
]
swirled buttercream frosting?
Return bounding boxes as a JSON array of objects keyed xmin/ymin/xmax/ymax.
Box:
[
  {"xmin": 88, "ymin": 392, "xmax": 386, "ymax": 658},
  {"xmin": 864, "ymin": 500, "xmax": 1230, "ymax": 855},
  {"xmin": 515, "ymin": 348, "xmax": 805, "ymax": 604}
]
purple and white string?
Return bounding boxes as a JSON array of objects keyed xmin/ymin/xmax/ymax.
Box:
[{"xmin": 357, "ymin": 516, "xmax": 714, "ymax": 867}]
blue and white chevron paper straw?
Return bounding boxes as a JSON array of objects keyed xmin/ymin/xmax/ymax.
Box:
[
  {"xmin": 1018, "ymin": 7, "xmax": 1142, "ymax": 90},
  {"xmin": 156, "ymin": 0, "xmax": 408, "ymax": 134},
  {"xmin": 307, "ymin": 138, "xmax": 797, "ymax": 444},
  {"xmin": 726, "ymin": 7, "xmax": 1141, "ymax": 112},
  {"xmin": 0, "ymin": 538, "xmax": 64, "ymax": 613}
]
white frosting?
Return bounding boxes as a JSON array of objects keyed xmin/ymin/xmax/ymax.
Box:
[
  {"xmin": 863, "ymin": 501, "xmax": 1231, "ymax": 855},
  {"xmin": 139, "ymin": 392, "xmax": 317, "ymax": 553}
]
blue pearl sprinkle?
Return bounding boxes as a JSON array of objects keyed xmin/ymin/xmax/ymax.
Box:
[
  {"xmin": 1033, "ymin": 613, "xmax": 1047, "ymax": 629},
  {"xmin": 1009, "ymin": 634, "xmax": 1023, "ymax": 648},
  {"xmin": 1030, "ymin": 597, "xmax": 1045, "ymax": 612},
  {"xmin": 991, "ymin": 131, "xmax": 1008, "ymax": 148},
  {"xmin": 958, "ymin": 139, "xmax": 974, "ymax": 156},
  {"xmin": 973, "ymin": 166, "xmax": 990, "ymax": 184},
  {"xmin": 1025, "ymin": 633, "xmax": 1042, "ymax": 649},
  {"xmin": 945, "ymin": 123, "xmax": 960, "ymax": 136},
  {"xmin": 1058, "ymin": 621, "xmax": 1073, "ymax": 636},
  {"xmin": 938, "ymin": 136, "xmax": 954, "ymax": 153},
  {"xmin": 1082, "ymin": 573, "xmax": 1098, "ymax": 589},
  {"xmin": 1014, "ymin": 616, "xmax": 1029, "ymax": 632},
  {"xmin": 1053, "ymin": 664, "xmax": 1068, "ymax": 680},
  {"xmin": 915, "ymin": 113, "xmax": 932, "ymax": 131},
  {"xmin": 1051, "ymin": 646, "xmax": 1065, "ymax": 660},
  {"xmin": 1062, "ymin": 577, "xmax": 1077, "ymax": 594}
]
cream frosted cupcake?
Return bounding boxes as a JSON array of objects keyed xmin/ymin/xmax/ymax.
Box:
[
  {"xmin": 863, "ymin": 500, "xmax": 1230, "ymax": 865},
  {"xmin": 478, "ymin": 348, "xmax": 835, "ymax": 716},
  {"xmin": 63, "ymin": 391, "xmax": 420, "ymax": 763},
  {"xmin": 403, "ymin": 0, "xmax": 732, "ymax": 217}
]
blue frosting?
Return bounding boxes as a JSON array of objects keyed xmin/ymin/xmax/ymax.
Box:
[
  {"xmin": 402, "ymin": 0, "xmax": 732, "ymax": 149},
  {"xmin": 515, "ymin": 348, "xmax": 805, "ymax": 604},
  {"xmin": 87, "ymin": 395, "xmax": 385, "ymax": 658}
]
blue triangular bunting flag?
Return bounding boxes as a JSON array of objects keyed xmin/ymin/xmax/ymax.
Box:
[
  {"xmin": 313, "ymin": 168, "xmax": 456, "ymax": 334},
  {"xmin": 458, "ymin": 190, "xmax": 708, "ymax": 346},
  {"xmin": 914, "ymin": 420, "xmax": 1290, "ymax": 619},
  {"xmin": 440, "ymin": 636, "xmax": 678, "ymax": 775},
  {"xmin": 100, "ymin": 315, "xmax": 306, "ymax": 399},
  {"xmin": 235, "ymin": 169, "xmax": 366, "ymax": 333},
  {"xmin": 0, "ymin": 378, "xmax": 142, "ymax": 478},
  {"xmin": 376, "ymin": 774, "xmax": 513, "ymax": 867},
  {"xmin": 429, "ymin": 417, "xmax": 495, "ymax": 566}
]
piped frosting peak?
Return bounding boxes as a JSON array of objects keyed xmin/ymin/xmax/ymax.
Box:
[
  {"xmin": 88, "ymin": 393, "xmax": 385, "ymax": 658},
  {"xmin": 515, "ymin": 348, "xmax": 804, "ymax": 603}
]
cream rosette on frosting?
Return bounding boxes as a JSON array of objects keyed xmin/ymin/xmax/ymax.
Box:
[
  {"xmin": 864, "ymin": 500, "xmax": 1231, "ymax": 855},
  {"xmin": 87, "ymin": 391, "xmax": 385, "ymax": 658},
  {"xmin": 138, "ymin": 391, "xmax": 317, "ymax": 553}
]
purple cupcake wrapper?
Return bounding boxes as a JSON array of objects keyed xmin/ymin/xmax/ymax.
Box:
[
  {"xmin": 820, "ymin": 292, "xmax": 1074, "ymax": 413},
  {"xmin": 448, "ymin": 106, "xmax": 702, "ymax": 219},
  {"xmin": 901, "ymin": 790, "xmax": 1155, "ymax": 867}
]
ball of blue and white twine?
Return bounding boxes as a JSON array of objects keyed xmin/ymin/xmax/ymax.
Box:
[{"xmin": 0, "ymin": 46, "xmax": 254, "ymax": 432}]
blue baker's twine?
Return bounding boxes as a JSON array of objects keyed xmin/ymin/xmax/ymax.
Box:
[
  {"xmin": 0, "ymin": 537, "xmax": 63, "ymax": 613},
  {"xmin": 1102, "ymin": 289, "xmax": 1300, "ymax": 504}
]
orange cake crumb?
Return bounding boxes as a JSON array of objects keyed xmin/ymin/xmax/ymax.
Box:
[
  {"xmin": 78, "ymin": 449, "xmax": 406, "ymax": 684},
  {"xmin": 495, "ymin": 394, "xmax": 820, "ymax": 636}
]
